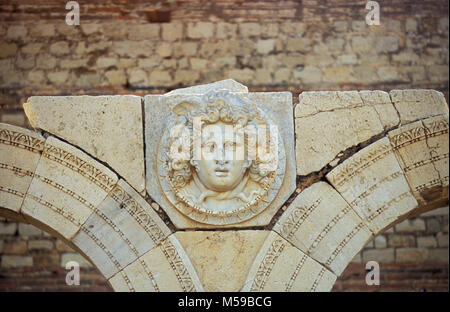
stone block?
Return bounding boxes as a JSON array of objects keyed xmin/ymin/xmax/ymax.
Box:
[
  {"xmin": 216, "ymin": 23, "xmax": 238, "ymax": 39},
  {"xmin": 395, "ymin": 218, "xmax": 426, "ymax": 232},
  {"xmin": 108, "ymin": 235, "xmax": 204, "ymax": 292},
  {"xmin": 29, "ymin": 24, "xmax": 55, "ymax": 37},
  {"xmin": 176, "ymin": 230, "xmax": 269, "ymax": 292},
  {"xmin": 417, "ymin": 236, "xmax": 437, "ymax": 247},
  {"xmin": 0, "ymin": 42, "xmax": 18, "ymax": 58},
  {"xmin": 242, "ymin": 232, "xmax": 337, "ymax": 292},
  {"xmin": 327, "ymin": 137, "xmax": 418, "ymax": 234},
  {"xmin": 128, "ymin": 24, "xmax": 159, "ymax": 40},
  {"xmin": 387, "ymin": 234, "xmax": 415, "ymax": 247},
  {"xmin": 295, "ymin": 91, "xmax": 385, "ymax": 175},
  {"xmin": 60, "ymin": 252, "xmax": 92, "ymax": 268},
  {"xmin": 72, "ymin": 179, "xmax": 171, "ymax": 279},
  {"xmin": 359, "ymin": 90, "xmax": 400, "ymax": 130},
  {"xmin": 375, "ymin": 36, "xmax": 399, "ymax": 53},
  {"xmin": 389, "ymin": 90, "xmax": 448, "ymax": 124},
  {"xmin": 0, "ymin": 123, "xmax": 45, "ymax": 214},
  {"xmin": 21, "ymin": 136, "xmax": 118, "ymax": 240},
  {"xmin": 3, "ymin": 241, "xmax": 27, "ymax": 254},
  {"xmin": 273, "ymin": 182, "xmax": 372, "ymax": 275},
  {"xmin": 256, "ymin": 39, "xmax": 276, "ymax": 54},
  {"xmin": 187, "ymin": 22, "xmax": 214, "ymax": 39},
  {"xmin": 428, "ymin": 248, "xmax": 449, "ymax": 263},
  {"xmin": 362, "ymin": 248, "xmax": 395, "ymax": 263},
  {"xmin": 162, "ymin": 23, "xmax": 183, "ymax": 41},
  {"xmin": 7, "ymin": 26, "xmax": 27, "ymax": 39},
  {"xmin": 1, "ymin": 255, "xmax": 33, "ymax": 268},
  {"xmin": 49, "ymin": 42, "xmax": 70, "ymax": 56},
  {"xmin": 239, "ymin": 23, "xmax": 261, "ymax": 37},
  {"xmin": 374, "ymin": 235, "xmax": 387, "ymax": 248},
  {"xmin": 396, "ymin": 248, "xmax": 429, "ymax": 263},
  {"xmin": 28, "ymin": 239, "xmax": 54, "ymax": 250},
  {"xmin": 388, "ymin": 115, "xmax": 449, "ymax": 205},
  {"xmin": 145, "ymin": 81, "xmax": 295, "ymax": 229},
  {"xmin": 24, "ymin": 95, "xmax": 145, "ymax": 194}
]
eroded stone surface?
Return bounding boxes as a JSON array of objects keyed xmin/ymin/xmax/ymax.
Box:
[
  {"xmin": 295, "ymin": 91, "xmax": 385, "ymax": 176},
  {"xmin": 23, "ymin": 95, "xmax": 145, "ymax": 194},
  {"xmin": 145, "ymin": 81, "xmax": 295, "ymax": 229},
  {"xmin": 0, "ymin": 123, "xmax": 45, "ymax": 218},
  {"xmin": 359, "ymin": 90, "xmax": 400, "ymax": 130},
  {"xmin": 273, "ymin": 182, "xmax": 372, "ymax": 275},
  {"xmin": 176, "ymin": 230, "xmax": 269, "ymax": 291},
  {"xmin": 242, "ymin": 231, "xmax": 337, "ymax": 292},
  {"xmin": 108, "ymin": 234, "xmax": 204, "ymax": 292},
  {"xmin": 166, "ymin": 79, "xmax": 248, "ymax": 95},
  {"xmin": 388, "ymin": 115, "xmax": 449, "ymax": 205},
  {"xmin": 390, "ymin": 90, "xmax": 449, "ymax": 124},
  {"xmin": 326, "ymin": 137, "xmax": 418, "ymax": 234},
  {"xmin": 21, "ymin": 136, "xmax": 118, "ymax": 240},
  {"xmin": 71, "ymin": 179, "xmax": 171, "ymax": 279}
]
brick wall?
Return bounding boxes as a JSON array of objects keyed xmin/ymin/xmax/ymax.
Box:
[
  {"xmin": 0, "ymin": 0, "xmax": 449, "ymax": 291},
  {"xmin": 0, "ymin": 208, "xmax": 448, "ymax": 291}
]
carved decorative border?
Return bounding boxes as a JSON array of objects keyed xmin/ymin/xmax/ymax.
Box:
[
  {"xmin": 160, "ymin": 238, "xmax": 196, "ymax": 292},
  {"xmin": 0, "ymin": 128, "xmax": 44, "ymax": 153},
  {"xmin": 285, "ymin": 254, "xmax": 307, "ymax": 292},
  {"xmin": 328, "ymin": 141, "xmax": 392, "ymax": 188},
  {"xmin": 250, "ymin": 238, "xmax": 286, "ymax": 292},
  {"xmin": 110, "ymin": 184, "xmax": 167, "ymax": 245},
  {"xmin": 43, "ymin": 144, "xmax": 116, "ymax": 193}
]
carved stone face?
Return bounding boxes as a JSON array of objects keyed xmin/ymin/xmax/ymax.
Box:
[
  {"xmin": 157, "ymin": 90, "xmax": 286, "ymax": 226},
  {"xmin": 192, "ymin": 121, "xmax": 251, "ymax": 192}
]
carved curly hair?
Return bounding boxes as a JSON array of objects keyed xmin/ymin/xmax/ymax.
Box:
[{"xmin": 167, "ymin": 91, "xmax": 276, "ymax": 189}]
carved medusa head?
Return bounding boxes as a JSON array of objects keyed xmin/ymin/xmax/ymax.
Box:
[{"xmin": 157, "ymin": 90, "xmax": 285, "ymax": 225}]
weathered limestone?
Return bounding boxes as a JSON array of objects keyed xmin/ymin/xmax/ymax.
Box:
[
  {"xmin": 145, "ymin": 80, "xmax": 295, "ymax": 229},
  {"xmin": 388, "ymin": 115, "xmax": 449, "ymax": 205},
  {"xmin": 0, "ymin": 123, "xmax": 45, "ymax": 221},
  {"xmin": 21, "ymin": 136, "xmax": 118, "ymax": 240},
  {"xmin": 359, "ymin": 90, "xmax": 400, "ymax": 130},
  {"xmin": 165, "ymin": 79, "xmax": 248, "ymax": 95},
  {"xmin": 108, "ymin": 234, "xmax": 204, "ymax": 292},
  {"xmin": 176, "ymin": 230, "xmax": 269, "ymax": 292},
  {"xmin": 389, "ymin": 90, "xmax": 449, "ymax": 124},
  {"xmin": 273, "ymin": 182, "xmax": 372, "ymax": 275},
  {"xmin": 0, "ymin": 84, "xmax": 448, "ymax": 293},
  {"xmin": 326, "ymin": 137, "xmax": 418, "ymax": 234},
  {"xmin": 23, "ymin": 95, "xmax": 145, "ymax": 194},
  {"xmin": 71, "ymin": 179, "xmax": 171, "ymax": 279},
  {"xmin": 295, "ymin": 91, "xmax": 391, "ymax": 176},
  {"xmin": 242, "ymin": 231, "xmax": 337, "ymax": 292}
]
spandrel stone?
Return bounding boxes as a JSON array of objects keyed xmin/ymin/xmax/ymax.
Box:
[
  {"xmin": 23, "ymin": 95, "xmax": 145, "ymax": 194},
  {"xmin": 176, "ymin": 230, "xmax": 269, "ymax": 291}
]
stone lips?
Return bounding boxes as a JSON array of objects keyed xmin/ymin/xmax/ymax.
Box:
[{"xmin": 156, "ymin": 91, "xmax": 286, "ymax": 225}]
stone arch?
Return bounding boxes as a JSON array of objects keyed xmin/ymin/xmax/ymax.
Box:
[
  {"xmin": 0, "ymin": 123, "xmax": 203, "ymax": 292},
  {"xmin": 243, "ymin": 114, "xmax": 449, "ymax": 291},
  {"xmin": 0, "ymin": 112, "xmax": 448, "ymax": 291}
]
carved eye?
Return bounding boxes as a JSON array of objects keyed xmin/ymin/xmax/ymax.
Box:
[{"xmin": 204, "ymin": 142, "xmax": 216, "ymax": 153}]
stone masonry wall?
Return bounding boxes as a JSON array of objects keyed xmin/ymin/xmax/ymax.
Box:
[{"xmin": 0, "ymin": 0, "xmax": 449, "ymax": 291}]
